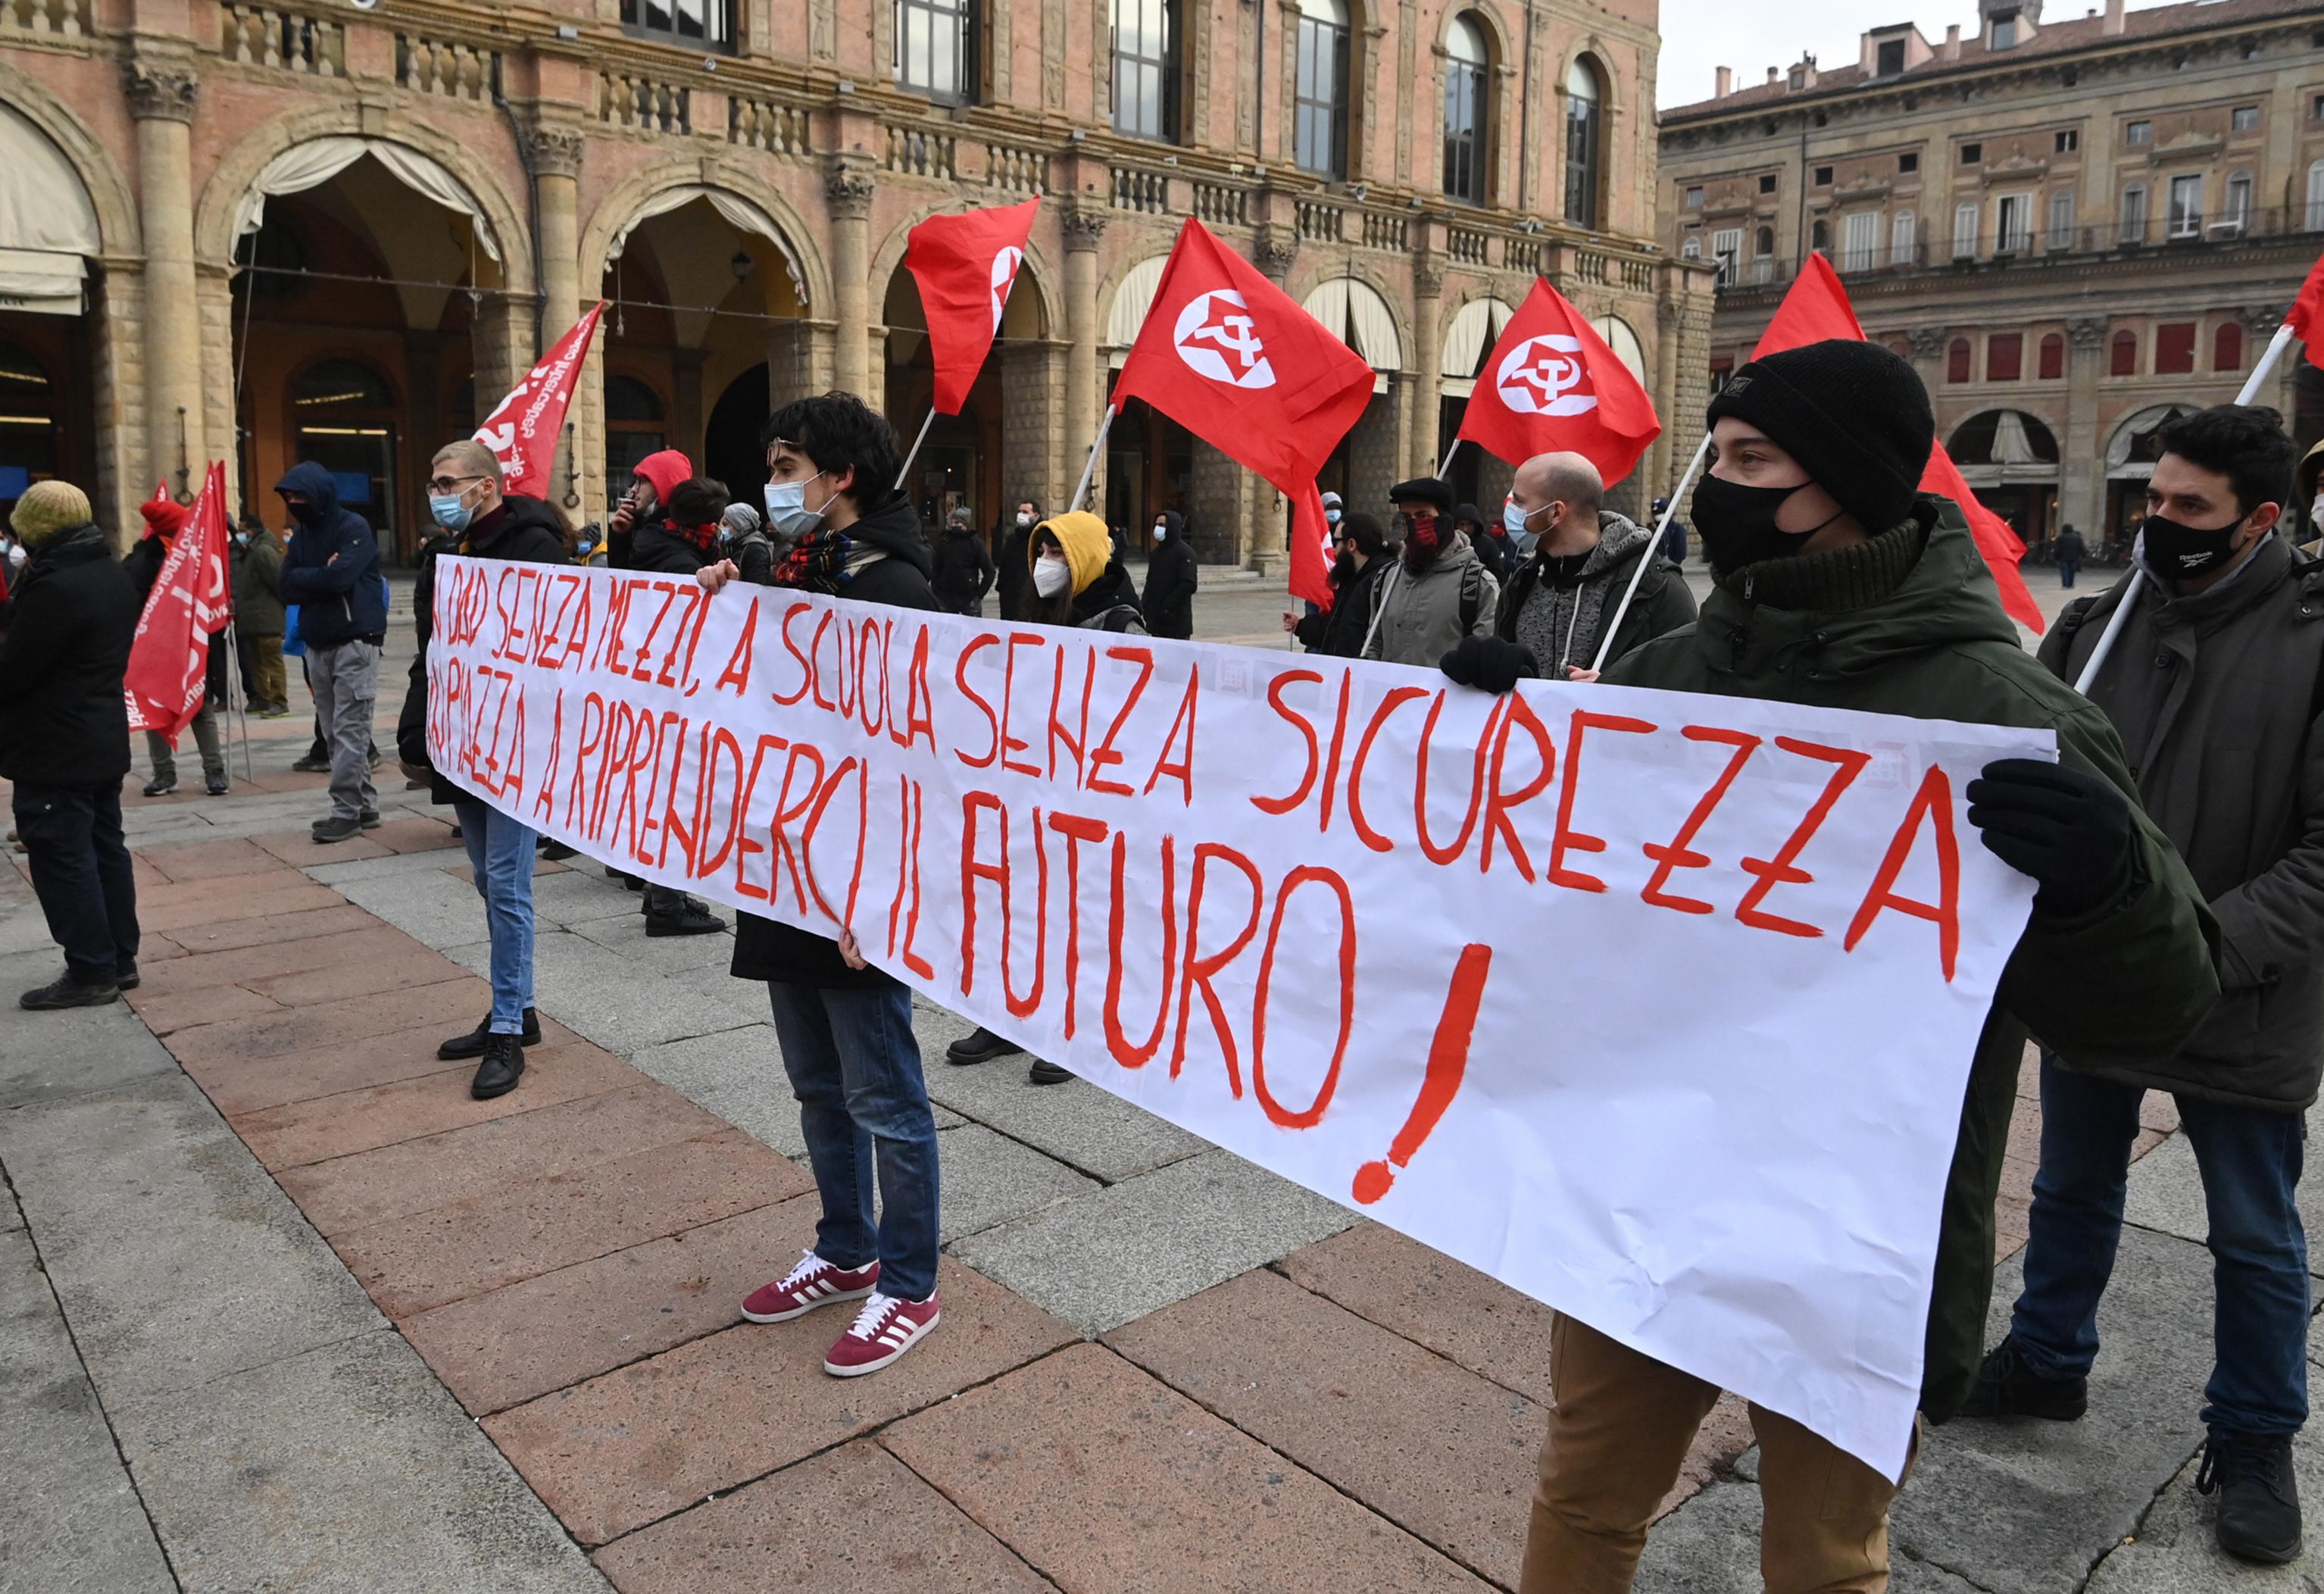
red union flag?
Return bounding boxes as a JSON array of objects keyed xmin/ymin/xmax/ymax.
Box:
[
  {"xmin": 125, "ymin": 465, "xmax": 230, "ymax": 738},
  {"xmin": 1754, "ymin": 255, "xmax": 2044, "ymax": 633},
  {"xmin": 906, "ymin": 199, "xmax": 1040, "ymax": 414},
  {"xmin": 2286, "ymin": 243, "xmax": 2324, "ymax": 372},
  {"xmin": 1457, "ymin": 280, "xmax": 1662, "ymax": 483},
  {"xmin": 475, "ymin": 302, "xmax": 603, "ymax": 501},
  {"xmin": 1114, "ymin": 219, "xmax": 1375, "ymax": 608}
]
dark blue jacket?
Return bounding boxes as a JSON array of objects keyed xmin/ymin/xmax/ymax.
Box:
[{"xmin": 276, "ymin": 461, "xmax": 386, "ymax": 646}]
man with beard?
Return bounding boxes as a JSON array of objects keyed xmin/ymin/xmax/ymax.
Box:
[
  {"xmin": 1360, "ymin": 477, "xmax": 1498, "ymax": 667},
  {"xmin": 1288, "ymin": 511, "xmax": 1395, "ymax": 657}
]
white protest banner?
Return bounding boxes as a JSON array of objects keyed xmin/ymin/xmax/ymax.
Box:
[{"xmin": 426, "ymin": 558, "xmax": 2045, "ymax": 1480}]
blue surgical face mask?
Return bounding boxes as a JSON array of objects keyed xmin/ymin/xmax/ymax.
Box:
[
  {"xmin": 1503, "ymin": 499, "xmax": 1531, "ymax": 538},
  {"xmin": 764, "ymin": 477, "xmax": 838, "ymax": 539},
  {"xmin": 430, "ymin": 493, "xmax": 474, "ymax": 532},
  {"xmin": 1324, "ymin": 507, "xmax": 1342, "ymax": 527}
]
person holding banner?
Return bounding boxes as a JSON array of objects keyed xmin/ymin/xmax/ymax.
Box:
[
  {"xmin": 276, "ymin": 464, "xmax": 384, "ymax": 843},
  {"xmin": 125, "ymin": 492, "xmax": 230, "ymax": 797},
  {"xmin": 1971, "ymin": 406, "xmax": 2319, "ymax": 1564},
  {"xmin": 0, "ymin": 480, "xmax": 142, "ymax": 1009},
  {"xmin": 1495, "ymin": 339, "xmax": 2222, "ymax": 1592},
  {"xmin": 1361, "ymin": 477, "xmax": 1499, "ymax": 668},
  {"xmin": 697, "ymin": 393, "xmax": 948, "ymax": 1378}
]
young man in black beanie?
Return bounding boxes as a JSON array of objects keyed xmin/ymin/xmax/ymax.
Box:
[
  {"xmin": 1968, "ymin": 405, "xmax": 2318, "ymax": 1564},
  {"xmin": 1501, "ymin": 339, "xmax": 2223, "ymax": 1592}
]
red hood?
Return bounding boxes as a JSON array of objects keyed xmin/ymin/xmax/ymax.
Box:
[{"xmin": 633, "ymin": 449, "xmax": 693, "ymax": 514}]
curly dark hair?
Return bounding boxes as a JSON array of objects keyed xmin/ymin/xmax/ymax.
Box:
[
  {"xmin": 2157, "ymin": 405, "xmax": 2297, "ymax": 520},
  {"xmin": 761, "ymin": 392, "xmax": 901, "ymax": 513}
]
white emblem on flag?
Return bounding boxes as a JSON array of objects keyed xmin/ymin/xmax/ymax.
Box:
[
  {"xmin": 989, "ymin": 245, "xmax": 1024, "ymax": 333},
  {"xmin": 1496, "ymin": 334, "xmax": 1600, "ymax": 417},
  {"xmin": 1173, "ymin": 289, "xmax": 1276, "ymax": 389}
]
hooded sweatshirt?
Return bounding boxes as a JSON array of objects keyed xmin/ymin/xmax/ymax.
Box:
[
  {"xmin": 276, "ymin": 461, "xmax": 386, "ymax": 647},
  {"xmin": 1142, "ymin": 511, "xmax": 1198, "ymax": 639},
  {"xmin": 1498, "ymin": 510, "xmax": 1695, "ymax": 674},
  {"xmin": 617, "ymin": 450, "xmax": 711, "ymax": 574}
]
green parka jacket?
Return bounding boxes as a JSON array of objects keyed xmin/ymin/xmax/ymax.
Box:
[{"xmin": 1605, "ymin": 498, "xmax": 2221, "ymax": 1421}]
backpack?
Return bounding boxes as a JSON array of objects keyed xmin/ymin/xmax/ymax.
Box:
[{"xmin": 1459, "ymin": 560, "xmax": 1484, "ymax": 633}]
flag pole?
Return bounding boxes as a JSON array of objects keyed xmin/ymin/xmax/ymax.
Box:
[
  {"xmin": 226, "ymin": 620, "xmax": 254, "ymax": 783},
  {"xmin": 1436, "ymin": 438, "xmax": 1463, "ymax": 480},
  {"xmin": 1068, "ymin": 404, "xmax": 1119, "ymax": 515},
  {"xmin": 2073, "ymin": 320, "xmax": 2299, "ymax": 693},
  {"xmin": 1588, "ymin": 434, "xmax": 1710, "ymax": 674},
  {"xmin": 893, "ymin": 407, "xmax": 938, "ymax": 492}
]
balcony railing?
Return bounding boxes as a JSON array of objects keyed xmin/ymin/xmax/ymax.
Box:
[
  {"xmin": 729, "ymin": 95, "xmax": 812, "ymax": 157},
  {"xmin": 598, "ymin": 68, "xmax": 689, "ymax": 134},
  {"xmin": 398, "ymin": 33, "xmax": 498, "ymax": 101},
  {"xmin": 220, "ymin": 2, "xmax": 343, "ymax": 74},
  {"xmin": 1, "ymin": 0, "xmax": 89, "ymax": 37}
]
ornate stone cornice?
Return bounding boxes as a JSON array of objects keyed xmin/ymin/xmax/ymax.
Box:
[
  {"xmin": 1413, "ymin": 253, "xmax": 1445, "ymax": 299},
  {"xmin": 124, "ymin": 61, "xmax": 199, "ymax": 123},
  {"xmin": 521, "ymin": 123, "xmax": 585, "ymax": 181},
  {"xmin": 2238, "ymin": 307, "xmax": 2282, "ymax": 338},
  {"xmin": 2067, "ymin": 316, "xmax": 2109, "ymax": 350},
  {"xmin": 824, "ymin": 163, "xmax": 876, "ymax": 221},
  {"xmin": 1907, "ymin": 327, "xmax": 1949, "ymax": 360},
  {"xmin": 1060, "ymin": 204, "xmax": 1108, "ymax": 252},
  {"xmin": 1253, "ymin": 223, "xmax": 1298, "ymax": 280}
]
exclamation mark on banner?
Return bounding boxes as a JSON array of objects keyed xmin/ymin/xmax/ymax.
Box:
[{"xmin": 1352, "ymin": 943, "xmax": 1492, "ymax": 1205}]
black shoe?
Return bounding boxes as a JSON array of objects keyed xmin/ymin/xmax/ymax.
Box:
[
  {"xmin": 205, "ymin": 775, "xmax": 230, "ymax": 795},
  {"xmin": 142, "ymin": 777, "xmax": 177, "ymax": 798},
  {"xmin": 20, "ymin": 977, "xmax": 120, "ymax": 1011},
  {"xmin": 468, "ymin": 1033, "xmax": 526, "ymax": 1100},
  {"xmin": 645, "ymin": 899, "xmax": 726, "ymax": 937},
  {"xmin": 1960, "ymin": 1335, "xmax": 2088, "ymax": 1421},
  {"xmin": 310, "ymin": 815, "xmax": 364, "ymax": 844},
  {"xmin": 947, "ymin": 1025, "xmax": 1026, "ymax": 1066},
  {"xmin": 114, "ymin": 959, "xmax": 140, "ymax": 992},
  {"xmin": 359, "ymin": 808, "xmax": 381, "ymax": 830},
  {"xmin": 539, "ymin": 839, "xmax": 577, "ymax": 861},
  {"xmin": 2199, "ymin": 1431, "xmax": 2303, "ymax": 1564},
  {"xmin": 1028, "ymin": 1057, "xmax": 1073, "ymax": 1086},
  {"xmin": 292, "ymin": 754, "xmax": 331, "ymax": 774},
  {"xmin": 439, "ymin": 1007, "xmax": 542, "ymax": 1060}
]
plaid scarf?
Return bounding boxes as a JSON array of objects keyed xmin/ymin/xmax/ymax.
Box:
[{"xmin": 775, "ymin": 529, "xmax": 888, "ymax": 595}]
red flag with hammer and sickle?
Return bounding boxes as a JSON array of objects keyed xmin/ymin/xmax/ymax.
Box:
[{"xmin": 1455, "ymin": 279, "xmax": 1662, "ymax": 483}]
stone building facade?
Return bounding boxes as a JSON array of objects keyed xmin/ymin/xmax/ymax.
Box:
[
  {"xmin": 1, "ymin": 0, "xmax": 1711, "ymax": 567},
  {"xmin": 1657, "ymin": 0, "xmax": 2324, "ymax": 552}
]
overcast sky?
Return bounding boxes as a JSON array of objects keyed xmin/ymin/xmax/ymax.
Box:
[{"xmin": 1654, "ymin": 0, "xmax": 2179, "ymax": 108}]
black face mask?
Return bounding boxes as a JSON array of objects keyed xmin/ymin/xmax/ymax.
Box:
[
  {"xmin": 2141, "ymin": 511, "xmax": 2244, "ymax": 581},
  {"xmin": 1691, "ymin": 474, "xmax": 1835, "ymax": 577}
]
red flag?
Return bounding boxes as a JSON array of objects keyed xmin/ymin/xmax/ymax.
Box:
[
  {"xmin": 905, "ymin": 199, "xmax": 1039, "ymax": 415},
  {"xmin": 1751, "ymin": 255, "xmax": 2044, "ymax": 633},
  {"xmin": 1456, "ymin": 279, "xmax": 1662, "ymax": 483},
  {"xmin": 125, "ymin": 466, "xmax": 230, "ymax": 738},
  {"xmin": 1114, "ymin": 219, "xmax": 1376, "ymax": 609},
  {"xmin": 475, "ymin": 302, "xmax": 604, "ymax": 501},
  {"xmin": 2286, "ymin": 244, "xmax": 2324, "ymax": 373}
]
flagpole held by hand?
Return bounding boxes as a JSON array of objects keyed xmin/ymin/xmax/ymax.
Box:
[
  {"xmin": 1069, "ymin": 404, "xmax": 1119, "ymax": 515},
  {"xmin": 2073, "ymin": 320, "xmax": 2299, "ymax": 693},
  {"xmin": 1588, "ymin": 433, "xmax": 1710, "ymax": 674},
  {"xmin": 893, "ymin": 408, "xmax": 938, "ymax": 492}
]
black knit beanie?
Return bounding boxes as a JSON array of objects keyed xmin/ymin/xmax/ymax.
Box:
[{"xmin": 1705, "ymin": 340, "xmax": 1935, "ymax": 534}]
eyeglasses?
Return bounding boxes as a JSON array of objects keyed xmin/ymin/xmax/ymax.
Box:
[{"xmin": 426, "ymin": 474, "xmax": 486, "ymax": 494}]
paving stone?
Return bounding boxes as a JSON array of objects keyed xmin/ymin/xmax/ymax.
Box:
[
  {"xmin": 123, "ymin": 978, "xmax": 282, "ymax": 1034},
  {"xmin": 112, "ymin": 1328, "xmax": 609, "ymax": 1594},
  {"xmin": 336, "ymin": 867, "xmax": 509, "ymax": 951},
  {"xmin": 2123, "ymin": 1104, "xmax": 2324, "ymax": 1282},
  {"xmin": 526, "ymin": 867, "xmax": 648, "ymax": 927},
  {"xmin": 1107, "ymin": 1266, "xmax": 1542, "ymax": 1586},
  {"xmin": 624, "ymin": 1024, "xmax": 807, "ymax": 1154},
  {"xmin": 951, "ymin": 1146, "xmax": 1357, "ymax": 1335},
  {"xmin": 331, "ymin": 1128, "xmax": 813, "ymax": 1317},
  {"xmin": 882, "ymin": 1341, "xmax": 1488, "ymax": 1592},
  {"xmin": 1276, "ymin": 1221, "xmax": 1558, "ymax": 1406},
  {"xmin": 567, "ymin": 906, "xmax": 746, "ymax": 973},
  {"xmin": 301, "ymin": 845, "xmax": 473, "ymax": 886},
  {"xmin": 937, "ymin": 1122, "xmax": 1100, "ymax": 1243},
  {"xmin": 0, "ymin": 980, "xmax": 181, "ymax": 1108},
  {"xmin": 170, "ymin": 1000, "xmax": 500, "ymax": 1114},
  {"xmin": 1633, "ymin": 1480, "xmax": 1987, "ymax": 1593},
  {"xmin": 0, "ymin": 1229, "xmax": 175, "ymax": 1593},
  {"xmin": 248, "ymin": 827, "xmax": 398, "ymax": 865},
  {"xmin": 592, "ymin": 1440, "xmax": 1048, "ymax": 1592},
  {"xmin": 230, "ymin": 1043, "xmax": 643, "ymax": 1171},
  {"xmin": 135, "ymin": 878, "xmax": 345, "ymax": 933},
  {"xmin": 280, "ymin": 1082, "xmax": 732, "ymax": 1236},
  {"xmin": 915, "ymin": 1020, "xmax": 1209, "ymax": 1183},
  {"xmin": 0, "ymin": 1071, "xmax": 383, "ymax": 1403},
  {"xmin": 150, "ymin": 901, "xmax": 381, "ymax": 955},
  {"xmin": 523, "ymin": 939, "xmax": 768, "ymax": 1055},
  {"xmin": 135, "ymin": 835, "xmax": 283, "ymax": 883},
  {"xmin": 483, "ymin": 1258, "xmax": 1076, "ymax": 1544},
  {"xmin": 403, "ymin": 1196, "xmax": 820, "ymax": 1416},
  {"xmin": 127, "ymin": 923, "xmax": 423, "ymax": 996},
  {"xmin": 2084, "ymin": 1421, "xmax": 2324, "ymax": 1591},
  {"xmin": 242, "ymin": 941, "xmax": 474, "ymax": 1008}
]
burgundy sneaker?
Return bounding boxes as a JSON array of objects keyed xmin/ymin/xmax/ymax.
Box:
[
  {"xmin": 823, "ymin": 1289, "xmax": 941, "ymax": 1377},
  {"xmin": 741, "ymin": 1250, "xmax": 879, "ymax": 1324}
]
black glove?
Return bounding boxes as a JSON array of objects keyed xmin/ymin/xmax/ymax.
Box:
[
  {"xmin": 1440, "ymin": 636, "xmax": 1538, "ymax": 695},
  {"xmin": 1965, "ymin": 757, "xmax": 2132, "ymax": 919}
]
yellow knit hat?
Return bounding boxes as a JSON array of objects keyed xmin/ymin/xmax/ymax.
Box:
[
  {"xmin": 1034, "ymin": 510, "xmax": 1112, "ymax": 599},
  {"xmin": 10, "ymin": 479, "xmax": 92, "ymax": 546}
]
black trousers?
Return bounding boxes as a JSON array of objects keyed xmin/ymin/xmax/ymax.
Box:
[{"xmin": 13, "ymin": 780, "xmax": 139, "ymax": 985}]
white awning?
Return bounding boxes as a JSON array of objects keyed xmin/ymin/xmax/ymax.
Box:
[
  {"xmin": 1104, "ymin": 255, "xmax": 1169, "ymax": 366},
  {"xmin": 604, "ymin": 184, "xmax": 807, "ymax": 303},
  {"xmin": 1441, "ymin": 296, "xmax": 1515, "ymax": 382},
  {"xmin": 0, "ymin": 105, "xmax": 99, "ymax": 315},
  {"xmin": 1591, "ymin": 314, "xmax": 1647, "ymax": 386},
  {"xmin": 234, "ymin": 137, "xmax": 501, "ymax": 261},
  {"xmin": 1303, "ymin": 277, "xmax": 1401, "ymax": 370}
]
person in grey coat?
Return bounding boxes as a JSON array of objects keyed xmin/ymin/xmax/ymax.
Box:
[
  {"xmin": 1967, "ymin": 405, "xmax": 2319, "ymax": 1565},
  {"xmin": 1360, "ymin": 476, "xmax": 1498, "ymax": 667}
]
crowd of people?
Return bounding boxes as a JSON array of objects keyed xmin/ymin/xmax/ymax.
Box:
[{"xmin": 5, "ymin": 338, "xmax": 2324, "ymax": 1586}]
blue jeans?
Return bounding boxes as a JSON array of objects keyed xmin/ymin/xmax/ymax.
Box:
[
  {"xmin": 766, "ymin": 979, "xmax": 940, "ymax": 1302},
  {"xmin": 451, "ymin": 796, "xmax": 535, "ymax": 1033},
  {"xmin": 2011, "ymin": 1055, "xmax": 2309, "ymax": 1436}
]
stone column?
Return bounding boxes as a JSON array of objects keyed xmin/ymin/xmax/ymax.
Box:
[
  {"xmin": 2060, "ymin": 317, "xmax": 2108, "ymax": 540},
  {"xmin": 1001, "ymin": 339, "xmax": 1065, "ymax": 514},
  {"xmin": 525, "ymin": 123, "xmax": 586, "ymax": 348},
  {"xmin": 826, "ymin": 161, "xmax": 876, "ymax": 401},
  {"xmin": 126, "ymin": 59, "xmax": 205, "ymax": 503},
  {"xmin": 1061, "ymin": 202, "xmax": 1107, "ymax": 511},
  {"xmin": 1907, "ymin": 327, "xmax": 1950, "ymax": 398},
  {"xmin": 1410, "ymin": 254, "xmax": 1444, "ymax": 479}
]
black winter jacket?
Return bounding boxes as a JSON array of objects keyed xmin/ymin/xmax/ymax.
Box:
[
  {"xmin": 1294, "ymin": 555, "xmax": 1394, "ymax": 658},
  {"xmin": 932, "ymin": 524, "xmax": 997, "ymax": 608},
  {"xmin": 732, "ymin": 495, "xmax": 938, "ymax": 990},
  {"xmin": 997, "ymin": 519, "xmax": 1037, "ymax": 620},
  {"xmin": 621, "ymin": 520, "xmax": 714, "ymax": 577},
  {"xmin": 1142, "ymin": 514, "xmax": 1198, "ymax": 639},
  {"xmin": 0, "ymin": 524, "xmax": 139, "ymax": 787},
  {"xmin": 276, "ymin": 461, "xmax": 386, "ymax": 646}
]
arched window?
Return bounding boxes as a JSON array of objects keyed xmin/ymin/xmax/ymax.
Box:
[
  {"xmin": 2038, "ymin": 332, "xmax": 2065, "ymax": 380},
  {"xmin": 896, "ymin": 0, "xmax": 973, "ymax": 106},
  {"xmin": 1946, "ymin": 337, "xmax": 1971, "ymax": 384},
  {"xmin": 1295, "ymin": 0, "xmax": 1351, "ymax": 179},
  {"xmin": 604, "ymin": 373, "xmax": 667, "ymax": 504},
  {"xmin": 2213, "ymin": 321, "xmax": 2243, "ymax": 373},
  {"xmin": 1113, "ymin": 0, "xmax": 1178, "ymax": 140},
  {"xmin": 1563, "ymin": 56, "xmax": 1604, "ymax": 229},
  {"xmin": 1442, "ymin": 16, "xmax": 1489, "ymax": 205},
  {"xmin": 2110, "ymin": 328, "xmax": 2138, "ymax": 376},
  {"xmin": 1679, "ymin": 234, "xmax": 1701, "ymax": 259},
  {"xmin": 1891, "ymin": 209, "xmax": 1916, "ymax": 264},
  {"xmin": 1810, "ymin": 217, "xmax": 1829, "ymax": 255}
]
